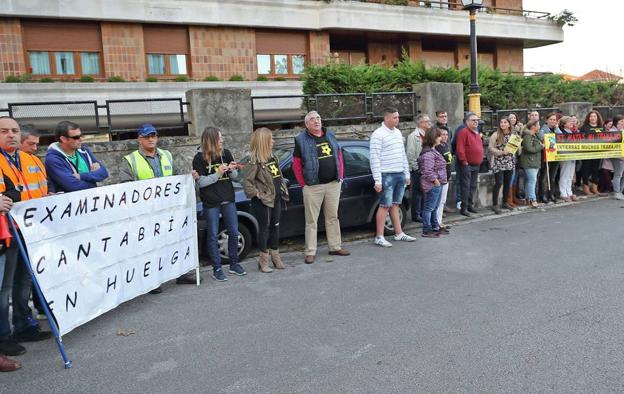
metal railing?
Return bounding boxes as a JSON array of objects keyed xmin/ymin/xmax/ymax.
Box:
[
  {"xmin": 3, "ymin": 98, "xmax": 190, "ymax": 139},
  {"xmin": 251, "ymin": 92, "xmax": 420, "ymax": 126}
]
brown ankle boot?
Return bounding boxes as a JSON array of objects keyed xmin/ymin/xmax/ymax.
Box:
[
  {"xmin": 582, "ymin": 184, "xmax": 591, "ymax": 195},
  {"xmin": 590, "ymin": 183, "xmax": 599, "ymax": 194},
  {"xmin": 258, "ymin": 252, "xmax": 273, "ymax": 273},
  {"xmin": 269, "ymin": 249, "xmax": 285, "ymax": 269},
  {"xmin": 506, "ymin": 190, "xmax": 516, "ymax": 208}
]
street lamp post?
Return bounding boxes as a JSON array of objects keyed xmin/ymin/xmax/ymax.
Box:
[{"xmin": 461, "ymin": 0, "xmax": 484, "ymax": 118}]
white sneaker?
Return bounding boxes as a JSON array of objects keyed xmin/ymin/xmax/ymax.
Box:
[
  {"xmin": 456, "ymin": 201, "xmax": 462, "ymax": 210},
  {"xmin": 613, "ymin": 192, "xmax": 624, "ymax": 200},
  {"xmin": 393, "ymin": 232, "xmax": 416, "ymax": 242},
  {"xmin": 374, "ymin": 236, "xmax": 392, "ymax": 248}
]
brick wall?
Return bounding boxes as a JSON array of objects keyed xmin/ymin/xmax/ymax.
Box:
[
  {"xmin": 0, "ymin": 18, "xmax": 26, "ymax": 81},
  {"xmin": 189, "ymin": 26, "xmax": 256, "ymax": 81},
  {"xmin": 308, "ymin": 31, "xmax": 330, "ymax": 66},
  {"xmin": 101, "ymin": 22, "xmax": 146, "ymax": 81}
]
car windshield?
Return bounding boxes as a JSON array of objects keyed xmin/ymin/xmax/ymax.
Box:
[{"xmin": 231, "ymin": 148, "xmax": 291, "ymax": 183}]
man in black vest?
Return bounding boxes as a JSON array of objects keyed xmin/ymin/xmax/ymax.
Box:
[{"xmin": 292, "ymin": 111, "xmax": 349, "ymax": 264}]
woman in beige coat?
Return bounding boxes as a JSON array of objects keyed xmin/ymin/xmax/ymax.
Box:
[{"xmin": 244, "ymin": 127, "xmax": 289, "ymax": 272}]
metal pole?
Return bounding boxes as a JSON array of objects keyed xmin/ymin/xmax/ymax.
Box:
[
  {"xmin": 7, "ymin": 214, "xmax": 73, "ymax": 369},
  {"xmin": 468, "ymin": 8, "xmax": 481, "ymax": 118}
]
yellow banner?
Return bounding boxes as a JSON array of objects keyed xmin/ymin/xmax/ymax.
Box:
[{"xmin": 543, "ymin": 132, "xmax": 624, "ymax": 162}]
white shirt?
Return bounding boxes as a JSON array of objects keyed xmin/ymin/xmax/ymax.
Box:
[{"xmin": 369, "ymin": 122, "xmax": 410, "ymax": 184}]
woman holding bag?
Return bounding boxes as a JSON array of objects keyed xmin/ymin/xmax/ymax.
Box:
[{"xmin": 244, "ymin": 127, "xmax": 290, "ymax": 272}]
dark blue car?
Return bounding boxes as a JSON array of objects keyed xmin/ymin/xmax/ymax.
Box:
[{"xmin": 198, "ymin": 139, "xmax": 410, "ymax": 261}]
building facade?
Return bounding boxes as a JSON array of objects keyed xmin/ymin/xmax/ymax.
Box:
[{"xmin": 0, "ymin": 0, "xmax": 563, "ymax": 82}]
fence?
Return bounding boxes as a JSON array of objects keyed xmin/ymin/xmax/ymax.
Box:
[
  {"xmin": 251, "ymin": 92, "xmax": 420, "ymax": 126},
  {"xmin": 2, "ymin": 98, "xmax": 189, "ymax": 139}
]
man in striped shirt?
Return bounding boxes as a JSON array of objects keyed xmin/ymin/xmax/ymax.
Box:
[{"xmin": 369, "ymin": 108, "xmax": 416, "ymax": 247}]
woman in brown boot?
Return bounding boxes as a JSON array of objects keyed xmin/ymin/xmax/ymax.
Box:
[{"xmin": 244, "ymin": 127, "xmax": 290, "ymax": 272}]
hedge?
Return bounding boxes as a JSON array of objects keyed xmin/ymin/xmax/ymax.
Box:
[{"xmin": 302, "ymin": 58, "xmax": 624, "ymax": 110}]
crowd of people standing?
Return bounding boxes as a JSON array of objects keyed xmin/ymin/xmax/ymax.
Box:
[{"xmin": 1, "ymin": 104, "xmax": 621, "ymax": 372}]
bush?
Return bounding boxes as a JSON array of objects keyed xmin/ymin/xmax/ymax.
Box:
[
  {"xmin": 79, "ymin": 75, "xmax": 95, "ymax": 82},
  {"xmin": 39, "ymin": 78, "xmax": 54, "ymax": 83},
  {"xmin": 145, "ymin": 77, "xmax": 158, "ymax": 82},
  {"xmin": 256, "ymin": 76, "xmax": 269, "ymax": 81},
  {"xmin": 174, "ymin": 75, "xmax": 190, "ymax": 82},
  {"xmin": 204, "ymin": 75, "xmax": 220, "ymax": 81},
  {"xmin": 5, "ymin": 74, "xmax": 32, "ymax": 83},
  {"xmin": 107, "ymin": 75, "xmax": 125, "ymax": 82},
  {"xmin": 274, "ymin": 77, "xmax": 287, "ymax": 81},
  {"xmin": 229, "ymin": 74, "xmax": 244, "ymax": 81},
  {"xmin": 302, "ymin": 57, "xmax": 624, "ymax": 110}
]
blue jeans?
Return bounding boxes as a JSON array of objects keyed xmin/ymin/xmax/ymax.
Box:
[
  {"xmin": 379, "ymin": 172, "xmax": 406, "ymax": 208},
  {"xmin": 204, "ymin": 202, "xmax": 239, "ymax": 271},
  {"xmin": 422, "ymin": 185, "xmax": 443, "ymax": 233},
  {"xmin": 0, "ymin": 245, "xmax": 17, "ymax": 340},
  {"xmin": 525, "ymin": 168, "xmax": 539, "ymax": 201}
]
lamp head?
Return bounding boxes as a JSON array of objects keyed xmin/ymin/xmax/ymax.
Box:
[{"xmin": 461, "ymin": 0, "xmax": 484, "ymax": 10}]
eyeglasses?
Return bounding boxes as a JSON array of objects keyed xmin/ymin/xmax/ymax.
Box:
[
  {"xmin": 65, "ymin": 134, "xmax": 82, "ymax": 140},
  {"xmin": 469, "ymin": 119, "xmax": 480, "ymax": 122}
]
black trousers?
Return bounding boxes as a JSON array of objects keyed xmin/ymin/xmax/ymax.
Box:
[
  {"xmin": 410, "ymin": 170, "xmax": 424, "ymax": 220},
  {"xmin": 460, "ymin": 164, "xmax": 480, "ymax": 209},
  {"xmin": 251, "ymin": 197, "xmax": 281, "ymax": 252},
  {"xmin": 493, "ymin": 170, "xmax": 512, "ymax": 206},
  {"xmin": 540, "ymin": 161, "xmax": 560, "ymax": 196},
  {"xmin": 580, "ymin": 159, "xmax": 601, "ymax": 185}
]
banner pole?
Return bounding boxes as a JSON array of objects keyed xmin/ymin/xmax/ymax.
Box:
[
  {"xmin": 195, "ymin": 265, "xmax": 201, "ymax": 286},
  {"xmin": 7, "ymin": 214, "xmax": 73, "ymax": 369},
  {"xmin": 545, "ymin": 158, "xmax": 551, "ymax": 192}
]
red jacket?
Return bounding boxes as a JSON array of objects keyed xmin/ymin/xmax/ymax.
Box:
[{"xmin": 456, "ymin": 127, "xmax": 483, "ymax": 166}]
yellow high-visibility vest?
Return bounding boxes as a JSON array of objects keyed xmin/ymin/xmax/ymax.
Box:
[{"xmin": 124, "ymin": 149, "xmax": 173, "ymax": 180}]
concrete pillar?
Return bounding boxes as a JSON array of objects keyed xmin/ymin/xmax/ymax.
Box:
[
  {"xmin": 185, "ymin": 88, "xmax": 253, "ymax": 159},
  {"xmin": 412, "ymin": 82, "xmax": 464, "ymax": 131},
  {"xmin": 557, "ymin": 102, "xmax": 593, "ymax": 120}
]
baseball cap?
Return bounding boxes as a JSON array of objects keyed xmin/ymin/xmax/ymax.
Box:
[{"xmin": 138, "ymin": 123, "xmax": 158, "ymax": 137}]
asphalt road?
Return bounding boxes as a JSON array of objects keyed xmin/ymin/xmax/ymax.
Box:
[{"xmin": 2, "ymin": 198, "xmax": 624, "ymax": 393}]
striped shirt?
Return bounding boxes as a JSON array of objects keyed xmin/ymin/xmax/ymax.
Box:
[{"xmin": 369, "ymin": 123, "xmax": 410, "ymax": 184}]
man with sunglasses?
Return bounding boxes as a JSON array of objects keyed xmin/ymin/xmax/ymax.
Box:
[{"xmin": 45, "ymin": 121, "xmax": 109, "ymax": 193}]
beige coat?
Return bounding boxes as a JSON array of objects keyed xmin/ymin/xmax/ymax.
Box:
[{"xmin": 243, "ymin": 158, "xmax": 289, "ymax": 208}]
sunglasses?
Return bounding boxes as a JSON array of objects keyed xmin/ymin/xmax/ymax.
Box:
[{"xmin": 66, "ymin": 134, "xmax": 82, "ymax": 140}]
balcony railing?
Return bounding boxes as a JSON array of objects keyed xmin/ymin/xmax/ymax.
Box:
[{"xmin": 310, "ymin": 0, "xmax": 550, "ymax": 20}]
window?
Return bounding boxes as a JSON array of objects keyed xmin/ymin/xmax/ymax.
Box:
[
  {"xmin": 143, "ymin": 25, "xmax": 190, "ymax": 77},
  {"xmin": 22, "ymin": 20, "xmax": 102, "ymax": 78},
  {"xmin": 54, "ymin": 52, "xmax": 75, "ymax": 75},
  {"xmin": 169, "ymin": 54, "xmax": 187, "ymax": 75},
  {"xmin": 342, "ymin": 146, "xmax": 371, "ymax": 177},
  {"xmin": 146, "ymin": 53, "xmax": 188, "ymax": 76},
  {"xmin": 256, "ymin": 54, "xmax": 306, "ymax": 76},
  {"xmin": 29, "ymin": 52, "xmax": 50, "ymax": 75},
  {"xmin": 80, "ymin": 52, "xmax": 100, "ymax": 75}
]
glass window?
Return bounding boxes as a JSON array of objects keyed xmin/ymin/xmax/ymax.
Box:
[
  {"xmin": 54, "ymin": 52, "xmax": 75, "ymax": 75},
  {"xmin": 147, "ymin": 54, "xmax": 166, "ymax": 75},
  {"xmin": 80, "ymin": 52, "xmax": 100, "ymax": 75},
  {"xmin": 257, "ymin": 54, "xmax": 271, "ymax": 74},
  {"xmin": 342, "ymin": 146, "xmax": 371, "ymax": 177},
  {"xmin": 169, "ymin": 54, "xmax": 187, "ymax": 75},
  {"xmin": 29, "ymin": 52, "xmax": 50, "ymax": 75},
  {"xmin": 292, "ymin": 55, "xmax": 305, "ymax": 74},
  {"xmin": 274, "ymin": 55, "xmax": 288, "ymax": 74}
]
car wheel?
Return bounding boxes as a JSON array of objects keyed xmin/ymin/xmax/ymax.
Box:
[
  {"xmin": 383, "ymin": 204, "xmax": 407, "ymax": 236},
  {"xmin": 218, "ymin": 222, "xmax": 252, "ymax": 263}
]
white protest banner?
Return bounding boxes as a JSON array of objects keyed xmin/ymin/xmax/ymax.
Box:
[{"xmin": 11, "ymin": 175, "xmax": 199, "ymax": 336}]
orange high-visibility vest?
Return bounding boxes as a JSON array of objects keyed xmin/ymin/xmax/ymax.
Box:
[{"xmin": 0, "ymin": 150, "xmax": 48, "ymax": 201}]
